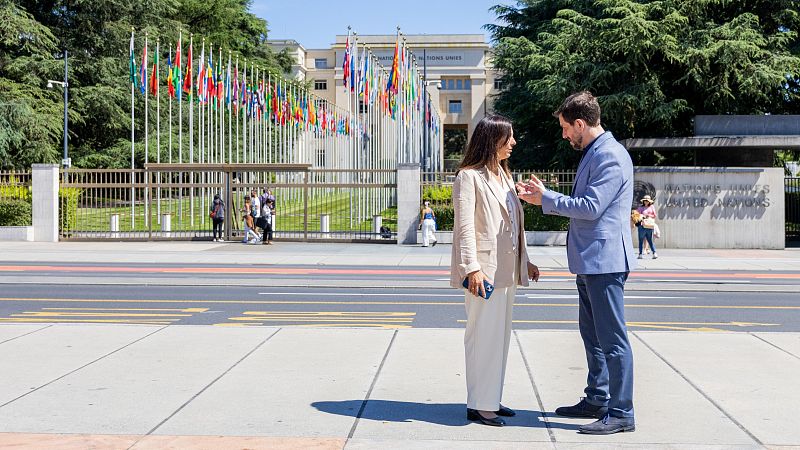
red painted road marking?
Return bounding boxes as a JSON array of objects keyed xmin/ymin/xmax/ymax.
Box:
[{"xmin": 0, "ymin": 264, "xmax": 798, "ymax": 279}]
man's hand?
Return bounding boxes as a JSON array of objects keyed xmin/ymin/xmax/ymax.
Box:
[
  {"xmin": 517, "ymin": 175, "xmax": 546, "ymax": 205},
  {"xmin": 527, "ymin": 261, "xmax": 540, "ymax": 282},
  {"xmin": 467, "ymin": 270, "xmax": 490, "ymax": 298}
]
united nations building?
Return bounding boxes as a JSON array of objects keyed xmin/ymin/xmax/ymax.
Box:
[{"xmin": 268, "ymin": 34, "xmax": 501, "ymax": 169}]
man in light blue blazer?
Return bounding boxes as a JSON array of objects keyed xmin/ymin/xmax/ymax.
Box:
[{"xmin": 518, "ymin": 91, "xmax": 636, "ymax": 435}]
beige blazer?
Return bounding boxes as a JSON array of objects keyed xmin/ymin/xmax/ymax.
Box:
[{"xmin": 450, "ymin": 167, "xmax": 531, "ymax": 289}]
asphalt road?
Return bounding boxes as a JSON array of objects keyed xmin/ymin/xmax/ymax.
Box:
[{"xmin": 0, "ymin": 281, "xmax": 798, "ymax": 332}]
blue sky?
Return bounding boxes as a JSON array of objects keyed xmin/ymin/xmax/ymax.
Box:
[{"xmin": 251, "ymin": 1, "xmax": 513, "ymax": 49}]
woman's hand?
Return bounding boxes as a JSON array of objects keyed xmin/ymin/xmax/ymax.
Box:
[
  {"xmin": 527, "ymin": 262, "xmax": 540, "ymax": 282},
  {"xmin": 467, "ymin": 270, "xmax": 490, "ymax": 298}
]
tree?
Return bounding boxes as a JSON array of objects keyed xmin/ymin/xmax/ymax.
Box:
[
  {"xmin": 488, "ymin": 0, "xmax": 800, "ymax": 169},
  {"xmin": 0, "ymin": 0, "xmax": 291, "ymax": 169}
]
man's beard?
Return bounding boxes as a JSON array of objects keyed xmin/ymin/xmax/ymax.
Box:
[{"xmin": 570, "ymin": 135, "xmax": 583, "ymax": 150}]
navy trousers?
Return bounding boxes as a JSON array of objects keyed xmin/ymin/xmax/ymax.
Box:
[{"xmin": 576, "ymin": 272, "xmax": 635, "ymax": 419}]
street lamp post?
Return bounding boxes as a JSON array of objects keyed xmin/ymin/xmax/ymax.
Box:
[{"xmin": 46, "ymin": 49, "xmax": 70, "ymax": 169}]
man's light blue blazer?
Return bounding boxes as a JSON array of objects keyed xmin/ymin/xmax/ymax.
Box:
[{"xmin": 541, "ymin": 132, "xmax": 636, "ymax": 275}]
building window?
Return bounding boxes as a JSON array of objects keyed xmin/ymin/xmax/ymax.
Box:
[
  {"xmin": 448, "ymin": 100, "xmax": 462, "ymax": 114},
  {"xmin": 441, "ymin": 78, "xmax": 470, "ymax": 91},
  {"xmin": 494, "ymin": 78, "xmax": 504, "ymax": 90},
  {"xmin": 314, "ymin": 80, "xmax": 327, "ymax": 90},
  {"xmin": 314, "ymin": 58, "xmax": 328, "ymax": 69}
]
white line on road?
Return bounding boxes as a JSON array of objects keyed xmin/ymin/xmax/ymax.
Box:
[
  {"xmin": 525, "ymin": 294, "xmax": 694, "ymax": 299},
  {"xmin": 258, "ymin": 292, "xmax": 465, "ymax": 297},
  {"xmin": 640, "ymin": 279, "xmax": 752, "ymax": 284}
]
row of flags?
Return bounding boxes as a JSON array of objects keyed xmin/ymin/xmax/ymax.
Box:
[
  {"xmin": 340, "ymin": 31, "xmax": 430, "ymax": 126},
  {"xmin": 127, "ymin": 29, "xmax": 440, "ymax": 137},
  {"xmin": 127, "ymin": 32, "xmax": 355, "ymax": 136}
]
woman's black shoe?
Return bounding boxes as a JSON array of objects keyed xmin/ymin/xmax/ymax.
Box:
[
  {"xmin": 496, "ymin": 404, "xmax": 516, "ymax": 417},
  {"xmin": 467, "ymin": 408, "xmax": 505, "ymax": 427}
]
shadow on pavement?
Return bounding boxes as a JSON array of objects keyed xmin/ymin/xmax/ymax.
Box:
[{"xmin": 311, "ymin": 400, "xmax": 579, "ymax": 430}]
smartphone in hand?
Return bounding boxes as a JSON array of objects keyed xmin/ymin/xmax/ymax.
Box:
[{"xmin": 462, "ymin": 277, "xmax": 494, "ymax": 300}]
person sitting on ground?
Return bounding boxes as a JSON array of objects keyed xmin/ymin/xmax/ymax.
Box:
[{"xmin": 380, "ymin": 225, "xmax": 392, "ymax": 239}]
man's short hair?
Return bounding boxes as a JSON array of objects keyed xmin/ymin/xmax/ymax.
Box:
[{"xmin": 554, "ymin": 91, "xmax": 601, "ymax": 126}]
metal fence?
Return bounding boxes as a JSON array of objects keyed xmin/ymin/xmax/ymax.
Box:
[
  {"xmin": 0, "ymin": 171, "xmax": 31, "ymax": 201},
  {"xmin": 787, "ymin": 177, "xmax": 800, "ymax": 243},
  {"xmin": 58, "ymin": 165, "xmax": 397, "ymax": 242},
  {"xmin": 420, "ymin": 171, "xmax": 576, "ymax": 231}
]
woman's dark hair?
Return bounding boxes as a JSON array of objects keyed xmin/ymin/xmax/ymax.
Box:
[{"xmin": 457, "ymin": 114, "xmax": 513, "ymax": 175}]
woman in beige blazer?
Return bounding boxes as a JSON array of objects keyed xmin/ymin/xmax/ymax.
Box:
[{"xmin": 450, "ymin": 114, "xmax": 540, "ymax": 427}]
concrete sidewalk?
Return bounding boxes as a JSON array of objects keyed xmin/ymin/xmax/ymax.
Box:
[
  {"xmin": 1, "ymin": 241, "xmax": 799, "ymax": 271},
  {"xmin": 0, "ymin": 324, "xmax": 798, "ymax": 449}
]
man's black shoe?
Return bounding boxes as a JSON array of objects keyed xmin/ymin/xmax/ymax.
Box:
[
  {"xmin": 555, "ymin": 398, "xmax": 608, "ymax": 419},
  {"xmin": 578, "ymin": 414, "xmax": 635, "ymax": 435},
  {"xmin": 496, "ymin": 404, "xmax": 515, "ymax": 417}
]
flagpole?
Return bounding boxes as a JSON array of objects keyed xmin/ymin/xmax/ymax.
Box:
[
  {"xmin": 168, "ymin": 43, "xmax": 173, "ymax": 165},
  {"xmin": 129, "ymin": 28, "xmax": 136, "ymax": 230},
  {"xmin": 235, "ymin": 56, "xmax": 239, "ymax": 164},
  {"xmin": 155, "ymin": 38, "xmax": 161, "ymax": 225},
  {"xmin": 228, "ymin": 51, "xmax": 232, "ymax": 165},
  {"xmin": 144, "ymin": 33, "xmax": 149, "ymax": 169}
]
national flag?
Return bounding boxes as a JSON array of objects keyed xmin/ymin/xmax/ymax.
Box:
[
  {"xmin": 196, "ymin": 44, "xmax": 205, "ymax": 101},
  {"xmin": 149, "ymin": 47, "xmax": 158, "ymax": 97},
  {"xmin": 182, "ymin": 39, "xmax": 192, "ymax": 96},
  {"xmin": 128, "ymin": 31, "xmax": 136, "ymax": 87},
  {"xmin": 166, "ymin": 51, "xmax": 175, "ymax": 98},
  {"xmin": 387, "ymin": 37, "xmax": 400, "ymax": 94},
  {"xmin": 139, "ymin": 39, "xmax": 147, "ymax": 95},
  {"xmin": 174, "ymin": 38, "xmax": 182, "ymax": 100},
  {"xmin": 342, "ymin": 32, "xmax": 351, "ymax": 89}
]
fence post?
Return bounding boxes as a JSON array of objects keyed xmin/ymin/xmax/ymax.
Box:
[
  {"xmin": 303, "ymin": 170, "xmax": 309, "ymax": 241},
  {"xmin": 31, "ymin": 164, "xmax": 59, "ymax": 242},
  {"xmin": 320, "ymin": 214, "xmax": 330, "ymax": 235},
  {"xmin": 110, "ymin": 214, "xmax": 120, "ymax": 239},
  {"xmin": 396, "ymin": 163, "xmax": 421, "ymax": 245},
  {"xmin": 225, "ymin": 169, "xmax": 231, "ymax": 242},
  {"xmin": 372, "ymin": 215, "xmax": 382, "ymax": 236},
  {"xmin": 161, "ymin": 214, "xmax": 171, "ymax": 238}
]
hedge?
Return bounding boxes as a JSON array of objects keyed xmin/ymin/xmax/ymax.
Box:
[
  {"xmin": 0, "ymin": 199, "xmax": 32, "ymax": 226},
  {"xmin": 59, "ymin": 188, "xmax": 81, "ymax": 232},
  {"xmin": 430, "ymin": 203, "xmax": 569, "ymax": 232}
]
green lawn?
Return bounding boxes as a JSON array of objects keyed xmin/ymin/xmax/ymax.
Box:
[{"xmin": 68, "ymin": 191, "xmax": 396, "ymax": 233}]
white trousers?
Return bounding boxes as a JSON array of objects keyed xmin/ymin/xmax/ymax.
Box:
[
  {"xmin": 464, "ymin": 281, "xmax": 517, "ymax": 411},
  {"xmin": 421, "ymin": 219, "xmax": 437, "ymax": 246}
]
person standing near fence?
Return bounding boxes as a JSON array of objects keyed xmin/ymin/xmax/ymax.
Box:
[
  {"xmin": 419, "ymin": 201, "xmax": 437, "ymax": 247},
  {"xmin": 261, "ymin": 199, "xmax": 274, "ymax": 245},
  {"xmin": 210, "ymin": 194, "xmax": 225, "ymax": 242},
  {"xmin": 636, "ymin": 195, "xmax": 658, "ymax": 259}
]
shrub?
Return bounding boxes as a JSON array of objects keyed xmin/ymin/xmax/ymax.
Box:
[
  {"xmin": 423, "ymin": 185, "xmax": 453, "ymax": 204},
  {"xmin": 522, "ymin": 204, "xmax": 569, "ymax": 231},
  {"xmin": 432, "ymin": 205, "xmax": 454, "ymax": 231},
  {"xmin": 59, "ymin": 188, "xmax": 81, "ymax": 232},
  {"xmin": 429, "ymin": 203, "xmax": 569, "ymax": 232},
  {"xmin": 0, "ymin": 198, "xmax": 32, "ymax": 226},
  {"xmin": 0, "ymin": 183, "xmax": 32, "ymax": 201}
]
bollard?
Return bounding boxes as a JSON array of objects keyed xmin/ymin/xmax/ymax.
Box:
[
  {"xmin": 110, "ymin": 214, "xmax": 119, "ymax": 239},
  {"xmin": 161, "ymin": 214, "xmax": 171, "ymax": 238},
  {"xmin": 320, "ymin": 214, "xmax": 330, "ymax": 236},
  {"xmin": 372, "ymin": 215, "xmax": 382, "ymax": 236}
]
